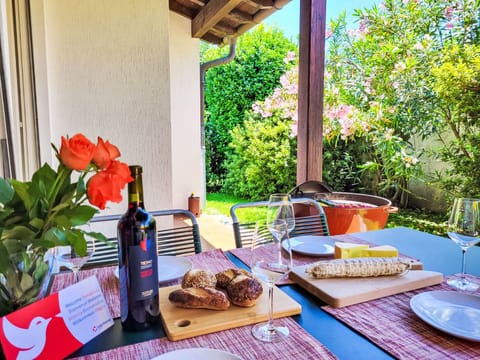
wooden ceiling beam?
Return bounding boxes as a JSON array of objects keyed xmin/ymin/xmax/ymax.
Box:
[
  {"xmin": 235, "ymin": 0, "xmax": 289, "ymax": 38},
  {"xmin": 229, "ymin": 9, "xmax": 253, "ymax": 23},
  {"xmin": 253, "ymin": 0, "xmax": 275, "ymax": 8},
  {"xmin": 169, "ymin": 0, "xmax": 197, "ymax": 19},
  {"xmin": 192, "ymin": 0, "xmax": 244, "ymax": 39},
  {"xmin": 201, "ymin": 32, "xmax": 223, "ymax": 44}
]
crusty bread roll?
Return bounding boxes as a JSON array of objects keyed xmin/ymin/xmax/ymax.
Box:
[
  {"xmin": 227, "ymin": 274, "xmax": 263, "ymax": 307},
  {"xmin": 216, "ymin": 268, "xmax": 250, "ymax": 289},
  {"xmin": 168, "ymin": 287, "xmax": 230, "ymax": 310},
  {"xmin": 181, "ymin": 269, "xmax": 217, "ymax": 288}
]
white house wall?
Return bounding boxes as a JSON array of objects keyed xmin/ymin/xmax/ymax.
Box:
[
  {"xmin": 32, "ymin": 0, "xmax": 186, "ymax": 215},
  {"xmin": 168, "ymin": 11, "xmax": 202, "ymax": 210}
]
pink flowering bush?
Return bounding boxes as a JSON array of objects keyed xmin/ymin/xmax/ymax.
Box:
[{"xmin": 230, "ymin": 0, "xmax": 480, "ymax": 204}]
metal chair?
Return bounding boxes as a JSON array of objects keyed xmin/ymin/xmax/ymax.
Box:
[
  {"xmin": 230, "ymin": 197, "xmax": 330, "ymax": 248},
  {"xmin": 86, "ymin": 208, "xmax": 202, "ymax": 266}
]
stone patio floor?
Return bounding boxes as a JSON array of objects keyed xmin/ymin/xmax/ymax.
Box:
[{"xmin": 174, "ymin": 213, "xmax": 236, "ymax": 251}]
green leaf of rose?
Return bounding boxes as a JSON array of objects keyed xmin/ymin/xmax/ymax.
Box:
[
  {"xmin": 20, "ymin": 273, "xmax": 34, "ymax": 292},
  {"xmin": 10, "ymin": 180, "xmax": 34, "ymax": 211},
  {"xmin": 29, "ymin": 218, "xmax": 44, "ymax": 231},
  {"xmin": 0, "ymin": 207, "xmax": 15, "ymax": 223},
  {"xmin": 53, "ymin": 214, "xmax": 73, "ymax": 229},
  {"xmin": 4, "ymin": 214, "xmax": 26, "ymax": 228},
  {"xmin": 0, "ymin": 178, "xmax": 14, "ymax": 204},
  {"xmin": 75, "ymin": 178, "xmax": 87, "ymax": 202},
  {"xmin": 65, "ymin": 229, "xmax": 87, "ymax": 256},
  {"xmin": 85, "ymin": 231, "xmax": 108, "ymax": 242},
  {"xmin": 66, "ymin": 205, "xmax": 98, "ymax": 226},
  {"xmin": 1, "ymin": 226, "xmax": 36, "ymax": 242},
  {"xmin": 85, "ymin": 230, "xmax": 117, "ymax": 248},
  {"xmin": 31, "ymin": 163, "xmax": 56, "ymax": 189},
  {"xmin": 0, "ymin": 242, "xmax": 10, "ymax": 273},
  {"xmin": 50, "ymin": 227, "xmax": 67, "ymax": 243}
]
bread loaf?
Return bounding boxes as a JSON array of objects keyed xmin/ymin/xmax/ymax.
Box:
[
  {"xmin": 226, "ymin": 274, "xmax": 263, "ymax": 307},
  {"xmin": 181, "ymin": 269, "xmax": 217, "ymax": 288},
  {"xmin": 168, "ymin": 287, "xmax": 230, "ymax": 310},
  {"xmin": 216, "ymin": 268, "xmax": 250, "ymax": 289},
  {"xmin": 306, "ymin": 257, "xmax": 410, "ymax": 278}
]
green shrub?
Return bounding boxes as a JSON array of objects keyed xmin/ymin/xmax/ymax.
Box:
[
  {"xmin": 202, "ymin": 25, "xmax": 297, "ymax": 191},
  {"xmin": 223, "ymin": 111, "xmax": 297, "ymax": 199},
  {"xmin": 430, "ymin": 44, "xmax": 480, "ymax": 199}
]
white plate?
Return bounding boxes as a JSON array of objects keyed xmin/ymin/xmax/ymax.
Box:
[
  {"xmin": 410, "ymin": 290, "xmax": 480, "ymax": 342},
  {"xmin": 282, "ymin": 235, "xmax": 335, "ymax": 257},
  {"xmin": 114, "ymin": 256, "xmax": 192, "ymax": 284},
  {"xmin": 151, "ymin": 348, "xmax": 242, "ymax": 360}
]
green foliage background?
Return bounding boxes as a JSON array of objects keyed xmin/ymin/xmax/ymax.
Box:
[
  {"xmin": 202, "ymin": 25, "xmax": 297, "ymax": 191},
  {"xmin": 223, "ymin": 112, "xmax": 297, "ymax": 199},
  {"xmin": 203, "ymin": 0, "xmax": 480, "ymax": 208}
]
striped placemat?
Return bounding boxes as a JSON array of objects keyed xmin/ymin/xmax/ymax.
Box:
[
  {"xmin": 71, "ymin": 316, "xmax": 337, "ymax": 360},
  {"xmin": 49, "ymin": 249, "xmax": 241, "ymax": 319},
  {"xmin": 322, "ymin": 276, "xmax": 480, "ymax": 360}
]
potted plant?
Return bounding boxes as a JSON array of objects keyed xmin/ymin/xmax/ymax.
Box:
[{"xmin": 0, "ymin": 133, "xmax": 132, "ymax": 316}]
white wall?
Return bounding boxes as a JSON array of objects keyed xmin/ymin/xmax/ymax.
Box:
[
  {"xmin": 169, "ymin": 12, "xmax": 202, "ymax": 210},
  {"xmin": 34, "ymin": 0, "xmax": 175, "ymax": 214}
]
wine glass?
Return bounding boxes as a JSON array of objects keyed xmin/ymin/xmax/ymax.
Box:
[
  {"xmin": 267, "ymin": 194, "xmax": 295, "ymax": 258},
  {"xmin": 57, "ymin": 239, "xmax": 96, "ymax": 283},
  {"xmin": 251, "ymin": 220, "xmax": 292, "ymax": 342},
  {"xmin": 446, "ymin": 197, "xmax": 480, "ymax": 291}
]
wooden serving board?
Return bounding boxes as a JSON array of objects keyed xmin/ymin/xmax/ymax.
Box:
[
  {"xmin": 159, "ymin": 282, "xmax": 302, "ymax": 341},
  {"xmin": 289, "ymin": 265, "xmax": 443, "ymax": 308}
]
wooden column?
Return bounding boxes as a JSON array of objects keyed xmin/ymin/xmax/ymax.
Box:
[{"xmin": 297, "ymin": 0, "xmax": 326, "ymax": 184}]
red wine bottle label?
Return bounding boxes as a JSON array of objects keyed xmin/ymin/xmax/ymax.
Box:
[{"xmin": 128, "ymin": 242, "xmax": 158, "ymax": 301}]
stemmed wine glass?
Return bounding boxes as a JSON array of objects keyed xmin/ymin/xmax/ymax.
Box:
[
  {"xmin": 57, "ymin": 239, "xmax": 96, "ymax": 283},
  {"xmin": 267, "ymin": 194, "xmax": 295, "ymax": 263},
  {"xmin": 251, "ymin": 220, "xmax": 292, "ymax": 342},
  {"xmin": 447, "ymin": 197, "xmax": 480, "ymax": 291}
]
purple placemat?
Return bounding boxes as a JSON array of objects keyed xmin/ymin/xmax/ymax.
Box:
[
  {"xmin": 71, "ymin": 317, "xmax": 337, "ymax": 360},
  {"xmin": 50, "ymin": 249, "xmax": 242, "ymax": 319},
  {"xmin": 323, "ymin": 275, "xmax": 480, "ymax": 360}
]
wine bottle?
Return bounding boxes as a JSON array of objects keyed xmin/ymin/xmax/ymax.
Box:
[{"xmin": 117, "ymin": 165, "xmax": 160, "ymax": 330}]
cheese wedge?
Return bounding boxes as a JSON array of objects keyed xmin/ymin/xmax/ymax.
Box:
[
  {"xmin": 364, "ymin": 245, "xmax": 399, "ymax": 258},
  {"xmin": 334, "ymin": 242, "xmax": 369, "ymax": 259}
]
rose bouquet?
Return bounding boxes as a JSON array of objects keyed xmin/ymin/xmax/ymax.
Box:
[{"xmin": 0, "ymin": 133, "xmax": 132, "ymax": 315}]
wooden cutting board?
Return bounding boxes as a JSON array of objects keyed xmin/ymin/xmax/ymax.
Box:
[
  {"xmin": 159, "ymin": 282, "xmax": 301, "ymax": 341},
  {"xmin": 289, "ymin": 265, "xmax": 443, "ymax": 308}
]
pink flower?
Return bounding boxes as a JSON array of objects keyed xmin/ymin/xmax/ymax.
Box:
[
  {"xmin": 290, "ymin": 123, "xmax": 298, "ymax": 137},
  {"xmin": 445, "ymin": 22, "xmax": 454, "ymax": 30},
  {"xmin": 283, "ymin": 51, "xmax": 296, "ymax": 64},
  {"xmin": 325, "ymin": 29, "xmax": 333, "ymax": 39},
  {"xmin": 413, "ymin": 42, "xmax": 424, "ymax": 51},
  {"xmin": 394, "ymin": 62, "xmax": 406, "ymax": 71},
  {"xmin": 444, "ymin": 7, "xmax": 454, "ymax": 18}
]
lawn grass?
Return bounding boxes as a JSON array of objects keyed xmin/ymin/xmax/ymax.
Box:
[
  {"xmin": 205, "ymin": 192, "xmax": 449, "ymax": 237},
  {"xmin": 204, "ymin": 192, "xmax": 267, "ymax": 223}
]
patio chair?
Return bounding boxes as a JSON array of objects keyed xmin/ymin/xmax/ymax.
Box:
[
  {"xmin": 230, "ymin": 197, "xmax": 330, "ymax": 248},
  {"xmin": 85, "ymin": 208, "xmax": 202, "ymax": 266}
]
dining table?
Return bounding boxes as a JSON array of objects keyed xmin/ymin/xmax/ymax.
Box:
[{"xmin": 54, "ymin": 226, "xmax": 480, "ymax": 360}]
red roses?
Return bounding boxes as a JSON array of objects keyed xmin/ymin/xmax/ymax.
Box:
[{"xmin": 59, "ymin": 133, "xmax": 133, "ymax": 209}]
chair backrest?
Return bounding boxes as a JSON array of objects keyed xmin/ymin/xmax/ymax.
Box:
[
  {"xmin": 87, "ymin": 208, "xmax": 202, "ymax": 266},
  {"xmin": 230, "ymin": 197, "xmax": 330, "ymax": 248}
]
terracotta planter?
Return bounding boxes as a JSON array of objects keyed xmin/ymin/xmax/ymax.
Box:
[{"xmin": 188, "ymin": 195, "xmax": 200, "ymax": 217}]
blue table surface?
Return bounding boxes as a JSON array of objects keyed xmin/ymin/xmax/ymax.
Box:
[{"xmin": 71, "ymin": 227, "xmax": 480, "ymax": 359}]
